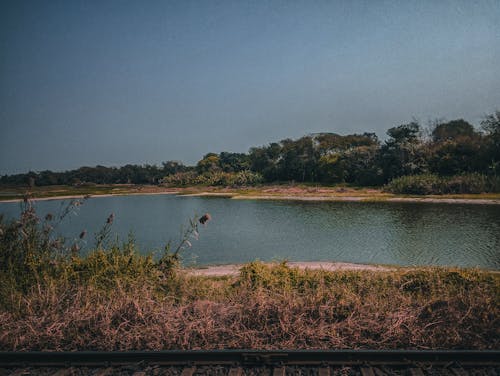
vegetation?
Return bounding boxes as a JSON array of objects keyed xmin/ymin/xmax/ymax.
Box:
[
  {"xmin": 385, "ymin": 173, "xmax": 500, "ymax": 195},
  {"xmin": 2, "ymin": 111, "xmax": 500, "ymax": 194},
  {"xmin": 0, "ymin": 202, "xmax": 498, "ymax": 350},
  {"xmin": 162, "ymin": 170, "xmax": 263, "ymax": 187}
]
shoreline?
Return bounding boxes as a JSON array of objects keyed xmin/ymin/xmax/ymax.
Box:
[
  {"xmin": 2, "ymin": 193, "xmax": 499, "ymax": 205},
  {"xmin": 186, "ymin": 261, "xmax": 393, "ymax": 276},
  {"xmin": 185, "ymin": 261, "xmax": 499, "ymax": 276},
  {"xmin": 0, "ymin": 191, "xmax": 180, "ymax": 203},
  {"xmin": 229, "ymin": 194, "xmax": 500, "ymax": 204},
  {"xmin": 1, "ymin": 185, "xmax": 500, "ymax": 204}
]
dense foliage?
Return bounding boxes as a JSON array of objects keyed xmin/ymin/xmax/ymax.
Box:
[
  {"xmin": 385, "ymin": 173, "xmax": 500, "ymax": 195},
  {"xmin": 2, "ymin": 111, "xmax": 499, "ymax": 191}
]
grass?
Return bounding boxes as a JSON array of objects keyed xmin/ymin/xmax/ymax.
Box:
[
  {"xmin": 0, "ymin": 199, "xmax": 498, "ymax": 351},
  {"xmin": 0, "ymin": 259, "xmax": 498, "ymax": 350}
]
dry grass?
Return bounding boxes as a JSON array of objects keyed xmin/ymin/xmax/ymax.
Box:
[{"xmin": 0, "ymin": 262, "xmax": 498, "ymax": 351}]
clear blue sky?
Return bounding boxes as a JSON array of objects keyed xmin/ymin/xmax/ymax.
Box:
[{"xmin": 1, "ymin": 0, "xmax": 499, "ymax": 174}]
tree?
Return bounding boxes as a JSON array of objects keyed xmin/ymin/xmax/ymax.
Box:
[
  {"xmin": 218, "ymin": 152, "xmax": 250, "ymax": 172},
  {"xmin": 432, "ymin": 119, "xmax": 475, "ymax": 142},
  {"xmin": 249, "ymin": 143, "xmax": 281, "ymax": 182},
  {"xmin": 162, "ymin": 161, "xmax": 186, "ymax": 176},
  {"xmin": 276, "ymin": 137, "xmax": 318, "ymax": 182},
  {"xmin": 342, "ymin": 145, "xmax": 383, "ymax": 186},
  {"xmin": 379, "ymin": 122, "xmax": 426, "ymax": 181},
  {"xmin": 427, "ymin": 119, "xmax": 482, "ymax": 176},
  {"xmin": 196, "ymin": 153, "xmax": 221, "ymax": 174},
  {"xmin": 387, "ymin": 122, "xmax": 420, "ymax": 144},
  {"xmin": 481, "ymin": 111, "xmax": 500, "ymax": 175}
]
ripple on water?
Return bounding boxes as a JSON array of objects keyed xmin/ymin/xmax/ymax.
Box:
[{"xmin": 0, "ymin": 196, "xmax": 498, "ymax": 269}]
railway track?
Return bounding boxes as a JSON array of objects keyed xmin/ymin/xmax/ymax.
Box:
[{"xmin": 1, "ymin": 350, "xmax": 499, "ymax": 375}]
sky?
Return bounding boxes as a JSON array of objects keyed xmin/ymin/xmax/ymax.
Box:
[{"xmin": 0, "ymin": 0, "xmax": 499, "ymax": 174}]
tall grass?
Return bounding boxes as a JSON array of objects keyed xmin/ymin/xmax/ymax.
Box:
[
  {"xmin": 0, "ymin": 198, "xmax": 196, "ymax": 308},
  {"xmin": 0, "ymin": 262, "xmax": 498, "ymax": 350},
  {"xmin": 0, "ymin": 202, "xmax": 498, "ymax": 350}
]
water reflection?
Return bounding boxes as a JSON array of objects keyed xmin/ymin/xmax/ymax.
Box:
[{"xmin": 0, "ymin": 196, "xmax": 498, "ymax": 269}]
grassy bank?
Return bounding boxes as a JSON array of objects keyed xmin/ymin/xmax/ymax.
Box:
[{"xmin": 0, "ymin": 258, "xmax": 498, "ymax": 350}]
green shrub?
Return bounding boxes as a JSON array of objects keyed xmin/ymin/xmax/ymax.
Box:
[
  {"xmin": 443, "ymin": 173, "xmax": 491, "ymax": 194},
  {"xmin": 386, "ymin": 173, "xmax": 500, "ymax": 194},
  {"xmin": 0, "ymin": 199, "xmax": 201, "ymax": 307},
  {"xmin": 161, "ymin": 171, "xmax": 199, "ymax": 186},
  {"xmin": 385, "ymin": 174, "xmax": 443, "ymax": 194},
  {"xmin": 163, "ymin": 170, "xmax": 263, "ymax": 187}
]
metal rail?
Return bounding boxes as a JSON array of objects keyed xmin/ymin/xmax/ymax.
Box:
[{"xmin": 0, "ymin": 350, "xmax": 499, "ymax": 367}]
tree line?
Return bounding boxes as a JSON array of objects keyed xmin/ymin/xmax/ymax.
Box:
[{"xmin": 2, "ymin": 111, "xmax": 499, "ymax": 189}]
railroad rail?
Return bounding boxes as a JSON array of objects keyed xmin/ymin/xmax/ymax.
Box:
[{"xmin": 1, "ymin": 350, "xmax": 499, "ymax": 375}]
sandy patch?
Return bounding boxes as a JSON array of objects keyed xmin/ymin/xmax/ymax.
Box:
[
  {"xmin": 386, "ymin": 197, "xmax": 500, "ymax": 205},
  {"xmin": 2, "ymin": 189, "xmax": 499, "ymax": 205},
  {"xmin": 186, "ymin": 261, "xmax": 392, "ymax": 277},
  {"xmin": 178, "ymin": 192, "xmax": 235, "ymax": 198},
  {"xmin": 231, "ymin": 195, "xmax": 500, "ymax": 204},
  {"xmin": 232, "ymin": 195, "xmax": 365, "ymax": 202},
  {"xmin": 0, "ymin": 195, "xmax": 90, "ymax": 203},
  {"xmin": 0, "ymin": 191, "xmax": 180, "ymax": 203}
]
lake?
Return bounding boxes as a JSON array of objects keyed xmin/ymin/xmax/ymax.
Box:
[{"xmin": 1, "ymin": 194, "xmax": 499, "ymax": 269}]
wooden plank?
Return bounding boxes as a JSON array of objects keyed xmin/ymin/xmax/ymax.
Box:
[
  {"xmin": 93, "ymin": 368, "xmax": 114, "ymax": 376},
  {"xmin": 373, "ymin": 367, "xmax": 388, "ymax": 376},
  {"xmin": 451, "ymin": 368, "xmax": 468, "ymax": 376},
  {"xmin": 181, "ymin": 367, "xmax": 196, "ymax": 376},
  {"xmin": 409, "ymin": 368, "xmax": 425, "ymax": 376},
  {"xmin": 228, "ymin": 368, "xmax": 242, "ymax": 376},
  {"xmin": 9, "ymin": 370, "xmax": 31, "ymax": 376},
  {"xmin": 318, "ymin": 367, "xmax": 330, "ymax": 376},
  {"xmin": 51, "ymin": 368, "xmax": 75, "ymax": 376},
  {"xmin": 273, "ymin": 367, "xmax": 285, "ymax": 376},
  {"xmin": 360, "ymin": 367, "xmax": 376, "ymax": 376}
]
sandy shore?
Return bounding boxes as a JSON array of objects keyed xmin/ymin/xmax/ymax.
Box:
[
  {"xmin": 178, "ymin": 192, "xmax": 235, "ymax": 197},
  {"xmin": 186, "ymin": 261, "xmax": 392, "ymax": 277},
  {"xmin": 2, "ymin": 188, "xmax": 499, "ymax": 205},
  {"xmin": 0, "ymin": 191, "xmax": 180, "ymax": 203},
  {"xmin": 229, "ymin": 194, "xmax": 500, "ymax": 204}
]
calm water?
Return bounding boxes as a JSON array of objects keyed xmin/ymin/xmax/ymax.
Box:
[{"xmin": 1, "ymin": 195, "xmax": 499, "ymax": 269}]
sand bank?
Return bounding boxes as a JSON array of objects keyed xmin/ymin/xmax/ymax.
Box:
[
  {"xmin": 228, "ymin": 194, "xmax": 500, "ymax": 204},
  {"xmin": 2, "ymin": 189, "xmax": 499, "ymax": 205},
  {"xmin": 0, "ymin": 191, "xmax": 180, "ymax": 203},
  {"xmin": 186, "ymin": 261, "xmax": 392, "ymax": 277}
]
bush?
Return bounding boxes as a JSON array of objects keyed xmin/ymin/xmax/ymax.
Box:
[
  {"xmin": 385, "ymin": 173, "xmax": 500, "ymax": 194},
  {"xmin": 161, "ymin": 171, "xmax": 199, "ymax": 186},
  {"xmin": 0, "ymin": 199, "xmax": 201, "ymax": 307},
  {"xmin": 163, "ymin": 170, "xmax": 263, "ymax": 187},
  {"xmin": 385, "ymin": 174, "xmax": 443, "ymax": 195}
]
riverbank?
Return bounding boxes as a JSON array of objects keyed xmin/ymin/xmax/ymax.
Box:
[
  {"xmin": 187, "ymin": 261, "xmax": 393, "ymax": 276},
  {"xmin": 1, "ymin": 260, "xmax": 498, "ymax": 350},
  {"xmin": 1, "ymin": 184, "xmax": 500, "ymax": 204}
]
